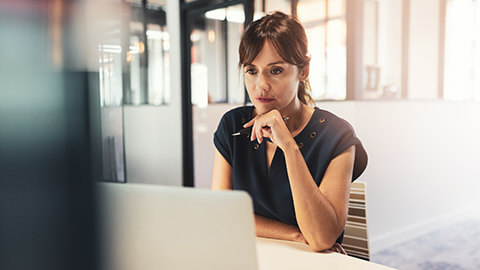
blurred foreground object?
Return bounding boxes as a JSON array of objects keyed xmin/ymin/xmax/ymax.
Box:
[{"xmin": 0, "ymin": 0, "xmax": 105, "ymax": 269}]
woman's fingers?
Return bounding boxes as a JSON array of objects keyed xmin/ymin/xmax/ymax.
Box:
[
  {"xmin": 243, "ymin": 118, "xmax": 255, "ymax": 128},
  {"xmin": 249, "ymin": 120, "xmax": 272, "ymax": 144},
  {"xmin": 256, "ymin": 123, "xmax": 264, "ymax": 144},
  {"xmin": 246, "ymin": 110, "xmax": 284, "ymax": 144},
  {"xmin": 262, "ymin": 127, "xmax": 273, "ymax": 141},
  {"xmin": 250, "ymin": 124, "xmax": 257, "ymax": 142}
]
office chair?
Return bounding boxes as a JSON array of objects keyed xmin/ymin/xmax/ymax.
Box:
[{"xmin": 343, "ymin": 181, "xmax": 370, "ymax": 261}]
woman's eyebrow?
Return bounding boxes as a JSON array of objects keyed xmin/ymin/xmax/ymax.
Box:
[
  {"xmin": 267, "ymin": 61, "xmax": 286, "ymax": 66},
  {"xmin": 246, "ymin": 61, "xmax": 286, "ymax": 67}
]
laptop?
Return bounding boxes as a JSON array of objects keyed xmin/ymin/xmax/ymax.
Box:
[{"xmin": 97, "ymin": 183, "xmax": 259, "ymax": 270}]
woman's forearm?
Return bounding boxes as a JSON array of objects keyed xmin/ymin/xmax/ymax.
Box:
[
  {"xmin": 282, "ymin": 142, "xmax": 352, "ymax": 251},
  {"xmin": 255, "ymin": 214, "xmax": 307, "ymax": 244}
]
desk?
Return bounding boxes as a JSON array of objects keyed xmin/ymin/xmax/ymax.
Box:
[{"xmin": 256, "ymin": 237, "xmax": 396, "ymax": 270}]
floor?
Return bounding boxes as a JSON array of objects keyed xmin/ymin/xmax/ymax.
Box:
[{"xmin": 372, "ymin": 215, "xmax": 480, "ymax": 270}]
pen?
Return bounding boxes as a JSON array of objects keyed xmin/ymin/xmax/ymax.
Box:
[{"xmin": 232, "ymin": 116, "xmax": 289, "ymax": 136}]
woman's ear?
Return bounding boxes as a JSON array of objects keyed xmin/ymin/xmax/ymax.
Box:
[{"xmin": 299, "ymin": 65, "xmax": 310, "ymax": 81}]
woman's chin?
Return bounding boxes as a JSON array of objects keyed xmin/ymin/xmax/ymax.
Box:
[{"xmin": 253, "ymin": 104, "xmax": 276, "ymax": 114}]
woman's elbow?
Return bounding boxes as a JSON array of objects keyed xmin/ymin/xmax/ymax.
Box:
[
  {"xmin": 309, "ymin": 241, "xmax": 336, "ymax": 253},
  {"xmin": 307, "ymin": 234, "xmax": 338, "ymax": 252}
]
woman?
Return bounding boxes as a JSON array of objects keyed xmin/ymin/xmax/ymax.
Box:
[{"xmin": 212, "ymin": 11, "xmax": 368, "ymax": 252}]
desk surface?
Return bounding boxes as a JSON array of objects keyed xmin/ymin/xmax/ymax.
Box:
[{"xmin": 256, "ymin": 237, "xmax": 396, "ymax": 270}]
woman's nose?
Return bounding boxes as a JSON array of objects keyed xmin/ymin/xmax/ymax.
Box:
[{"xmin": 256, "ymin": 72, "xmax": 270, "ymax": 91}]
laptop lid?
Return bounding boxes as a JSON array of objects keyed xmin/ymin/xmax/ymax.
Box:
[{"xmin": 97, "ymin": 183, "xmax": 258, "ymax": 270}]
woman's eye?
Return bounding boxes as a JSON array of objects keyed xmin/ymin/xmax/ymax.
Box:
[
  {"xmin": 271, "ymin": 67, "xmax": 283, "ymax": 75},
  {"xmin": 245, "ymin": 68, "xmax": 257, "ymax": 75}
]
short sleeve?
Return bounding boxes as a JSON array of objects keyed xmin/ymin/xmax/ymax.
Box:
[
  {"xmin": 213, "ymin": 114, "xmax": 233, "ymax": 166},
  {"xmin": 332, "ymin": 121, "xmax": 368, "ymax": 181}
]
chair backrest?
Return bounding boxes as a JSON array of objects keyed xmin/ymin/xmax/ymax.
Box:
[{"xmin": 343, "ymin": 181, "xmax": 370, "ymax": 261}]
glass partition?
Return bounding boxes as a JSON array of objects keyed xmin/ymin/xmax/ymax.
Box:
[
  {"xmin": 362, "ymin": 0, "xmax": 403, "ymax": 99},
  {"xmin": 190, "ymin": 4, "xmax": 246, "ymax": 107},
  {"xmin": 97, "ymin": 0, "xmax": 170, "ymax": 182},
  {"xmin": 298, "ymin": 0, "xmax": 347, "ymax": 100},
  {"xmin": 185, "ymin": 1, "xmax": 249, "ymax": 187}
]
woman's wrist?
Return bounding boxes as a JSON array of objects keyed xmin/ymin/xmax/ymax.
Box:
[{"xmin": 279, "ymin": 139, "xmax": 299, "ymax": 153}]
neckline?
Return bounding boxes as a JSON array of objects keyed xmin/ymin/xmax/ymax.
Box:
[{"xmin": 293, "ymin": 107, "xmax": 319, "ymax": 140}]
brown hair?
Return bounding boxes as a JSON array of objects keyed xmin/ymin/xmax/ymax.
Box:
[{"xmin": 239, "ymin": 11, "xmax": 315, "ymax": 106}]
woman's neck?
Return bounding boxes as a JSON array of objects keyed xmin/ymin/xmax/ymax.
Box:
[{"xmin": 279, "ymin": 98, "xmax": 310, "ymax": 133}]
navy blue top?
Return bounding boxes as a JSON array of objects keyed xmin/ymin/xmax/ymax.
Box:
[{"xmin": 214, "ymin": 106, "xmax": 368, "ymax": 240}]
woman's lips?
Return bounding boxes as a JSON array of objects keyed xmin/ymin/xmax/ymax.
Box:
[{"xmin": 256, "ymin": 97, "xmax": 274, "ymax": 103}]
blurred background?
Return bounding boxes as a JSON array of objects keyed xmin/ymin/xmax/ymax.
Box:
[{"xmin": 1, "ymin": 0, "xmax": 479, "ymax": 269}]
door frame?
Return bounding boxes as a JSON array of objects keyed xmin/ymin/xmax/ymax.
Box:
[{"xmin": 180, "ymin": 0, "xmax": 253, "ymax": 186}]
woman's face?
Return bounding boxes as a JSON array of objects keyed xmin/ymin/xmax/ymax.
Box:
[{"xmin": 243, "ymin": 41, "xmax": 305, "ymax": 115}]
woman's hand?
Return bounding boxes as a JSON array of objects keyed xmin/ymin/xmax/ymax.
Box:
[{"xmin": 243, "ymin": 109, "xmax": 295, "ymax": 150}]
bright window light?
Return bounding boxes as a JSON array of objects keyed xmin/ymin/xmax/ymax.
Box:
[{"xmin": 444, "ymin": 0, "xmax": 480, "ymax": 101}]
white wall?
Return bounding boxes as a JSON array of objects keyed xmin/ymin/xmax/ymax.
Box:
[
  {"xmin": 123, "ymin": 0, "xmax": 183, "ymax": 186},
  {"xmin": 350, "ymin": 101, "xmax": 480, "ymax": 252},
  {"xmin": 124, "ymin": 106, "xmax": 182, "ymax": 186},
  {"xmin": 193, "ymin": 101, "xmax": 480, "ymax": 253}
]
